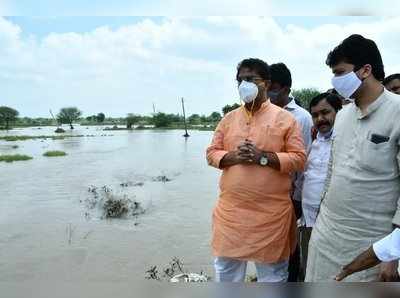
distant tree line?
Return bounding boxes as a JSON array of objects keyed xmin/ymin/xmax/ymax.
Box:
[{"xmin": 0, "ymin": 88, "xmax": 321, "ymax": 130}]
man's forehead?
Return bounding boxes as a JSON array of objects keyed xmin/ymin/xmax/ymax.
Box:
[
  {"xmin": 311, "ymin": 99, "xmax": 333, "ymax": 112},
  {"xmin": 386, "ymin": 79, "xmax": 400, "ymax": 87},
  {"xmin": 332, "ymin": 62, "xmax": 354, "ymax": 71}
]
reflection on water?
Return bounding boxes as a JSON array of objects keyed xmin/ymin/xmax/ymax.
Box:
[{"xmin": 0, "ymin": 126, "xmax": 219, "ymax": 282}]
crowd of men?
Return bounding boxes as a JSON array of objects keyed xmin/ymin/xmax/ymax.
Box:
[{"xmin": 206, "ymin": 34, "xmax": 400, "ymax": 282}]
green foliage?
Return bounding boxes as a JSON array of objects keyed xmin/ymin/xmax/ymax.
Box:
[
  {"xmin": 291, "ymin": 88, "xmax": 321, "ymax": 111},
  {"xmin": 57, "ymin": 107, "xmax": 82, "ymax": 129},
  {"xmin": 0, "ymin": 154, "xmax": 33, "ymax": 163},
  {"xmin": 222, "ymin": 103, "xmax": 241, "ymax": 116},
  {"xmin": 96, "ymin": 113, "xmax": 105, "ymax": 123},
  {"xmin": 15, "ymin": 117, "xmax": 53, "ymax": 127},
  {"xmin": 209, "ymin": 112, "xmax": 222, "ymax": 122},
  {"xmin": 0, "ymin": 106, "xmax": 19, "ymax": 129},
  {"xmin": 126, "ymin": 113, "xmax": 142, "ymax": 128},
  {"xmin": 0, "ymin": 135, "xmax": 86, "ymax": 141},
  {"xmin": 43, "ymin": 150, "xmax": 67, "ymax": 157},
  {"xmin": 152, "ymin": 113, "xmax": 182, "ymax": 128},
  {"xmin": 188, "ymin": 114, "xmax": 201, "ymax": 125}
]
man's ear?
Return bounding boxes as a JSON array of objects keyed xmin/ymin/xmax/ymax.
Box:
[{"xmin": 360, "ymin": 64, "xmax": 372, "ymax": 79}]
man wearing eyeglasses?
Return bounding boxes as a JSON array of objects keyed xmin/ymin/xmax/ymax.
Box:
[{"xmin": 206, "ymin": 58, "xmax": 306, "ymax": 282}]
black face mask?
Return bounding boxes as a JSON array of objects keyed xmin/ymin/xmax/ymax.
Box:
[{"xmin": 267, "ymin": 90, "xmax": 280, "ymax": 101}]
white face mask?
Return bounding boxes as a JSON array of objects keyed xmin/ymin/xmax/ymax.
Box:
[
  {"xmin": 331, "ymin": 71, "xmax": 362, "ymax": 99},
  {"xmin": 238, "ymin": 81, "xmax": 258, "ymax": 103}
]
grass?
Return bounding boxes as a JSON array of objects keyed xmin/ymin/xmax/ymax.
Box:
[
  {"xmin": 0, "ymin": 135, "xmax": 89, "ymax": 142},
  {"xmin": 43, "ymin": 150, "xmax": 67, "ymax": 157},
  {"xmin": 0, "ymin": 154, "xmax": 33, "ymax": 163}
]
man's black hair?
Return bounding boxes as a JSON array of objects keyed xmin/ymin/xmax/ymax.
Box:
[
  {"xmin": 326, "ymin": 34, "xmax": 385, "ymax": 81},
  {"xmin": 236, "ymin": 58, "xmax": 270, "ymax": 81},
  {"xmin": 383, "ymin": 73, "xmax": 400, "ymax": 86},
  {"xmin": 309, "ymin": 92, "xmax": 343, "ymax": 113},
  {"xmin": 270, "ymin": 62, "xmax": 292, "ymax": 88}
]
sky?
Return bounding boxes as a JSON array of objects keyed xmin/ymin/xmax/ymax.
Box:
[
  {"xmin": 1, "ymin": 1, "xmax": 400, "ymax": 16},
  {"xmin": 0, "ymin": 5, "xmax": 400, "ymax": 117}
]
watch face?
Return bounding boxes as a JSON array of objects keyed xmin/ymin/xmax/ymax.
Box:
[{"xmin": 260, "ymin": 156, "xmax": 268, "ymax": 166}]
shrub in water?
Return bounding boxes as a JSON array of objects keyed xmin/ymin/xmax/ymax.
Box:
[
  {"xmin": 43, "ymin": 150, "xmax": 67, "ymax": 157},
  {"xmin": 0, "ymin": 154, "xmax": 33, "ymax": 163}
]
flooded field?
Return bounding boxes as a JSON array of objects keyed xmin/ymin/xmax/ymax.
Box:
[{"xmin": 0, "ymin": 126, "xmax": 219, "ymax": 282}]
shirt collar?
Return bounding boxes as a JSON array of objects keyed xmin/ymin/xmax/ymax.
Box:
[
  {"xmin": 284, "ymin": 98, "xmax": 297, "ymax": 111},
  {"xmin": 356, "ymin": 88, "xmax": 387, "ymax": 120},
  {"xmin": 241, "ymin": 99, "xmax": 270, "ymax": 118},
  {"xmin": 316, "ymin": 129, "xmax": 333, "ymax": 141}
]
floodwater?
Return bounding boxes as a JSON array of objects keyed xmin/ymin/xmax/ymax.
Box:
[{"xmin": 0, "ymin": 125, "xmax": 220, "ymax": 282}]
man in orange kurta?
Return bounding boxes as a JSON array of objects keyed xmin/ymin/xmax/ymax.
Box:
[{"xmin": 206, "ymin": 58, "xmax": 306, "ymax": 282}]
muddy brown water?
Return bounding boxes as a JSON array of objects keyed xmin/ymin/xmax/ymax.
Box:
[{"xmin": 0, "ymin": 126, "xmax": 219, "ymax": 281}]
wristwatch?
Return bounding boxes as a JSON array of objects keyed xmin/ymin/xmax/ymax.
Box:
[{"xmin": 259, "ymin": 152, "xmax": 269, "ymax": 166}]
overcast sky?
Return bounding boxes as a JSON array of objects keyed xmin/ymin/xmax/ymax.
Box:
[{"xmin": 1, "ymin": 14, "xmax": 399, "ymax": 117}]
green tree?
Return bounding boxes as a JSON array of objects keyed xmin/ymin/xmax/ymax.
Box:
[
  {"xmin": 208, "ymin": 111, "xmax": 222, "ymax": 122},
  {"xmin": 222, "ymin": 103, "xmax": 241, "ymax": 116},
  {"xmin": 291, "ymin": 88, "xmax": 320, "ymax": 111},
  {"xmin": 170, "ymin": 114, "xmax": 182, "ymax": 123},
  {"xmin": 96, "ymin": 113, "xmax": 105, "ymax": 123},
  {"xmin": 57, "ymin": 107, "xmax": 82, "ymax": 129},
  {"xmin": 188, "ymin": 114, "xmax": 201, "ymax": 125},
  {"xmin": 0, "ymin": 106, "xmax": 19, "ymax": 129},
  {"xmin": 152, "ymin": 112, "xmax": 173, "ymax": 128},
  {"xmin": 126, "ymin": 113, "xmax": 142, "ymax": 128}
]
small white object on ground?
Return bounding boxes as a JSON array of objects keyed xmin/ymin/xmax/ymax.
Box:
[{"xmin": 170, "ymin": 273, "xmax": 209, "ymax": 283}]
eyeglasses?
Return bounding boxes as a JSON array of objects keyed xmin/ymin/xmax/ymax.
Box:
[{"xmin": 237, "ymin": 75, "xmax": 263, "ymax": 83}]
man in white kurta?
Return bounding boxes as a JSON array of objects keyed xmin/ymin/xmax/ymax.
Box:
[
  {"xmin": 306, "ymin": 34, "xmax": 400, "ymax": 282},
  {"xmin": 306, "ymin": 88, "xmax": 400, "ymax": 281}
]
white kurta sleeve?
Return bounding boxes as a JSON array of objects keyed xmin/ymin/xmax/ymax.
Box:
[{"xmin": 372, "ymin": 228, "xmax": 400, "ymax": 262}]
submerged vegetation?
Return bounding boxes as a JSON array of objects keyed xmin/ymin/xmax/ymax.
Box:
[
  {"xmin": 85, "ymin": 185, "xmax": 145, "ymax": 219},
  {"xmin": 0, "ymin": 135, "xmax": 83, "ymax": 141},
  {"xmin": 43, "ymin": 150, "xmax": 67, "ymax": 157},
  {"xmin": 145, "ymin": 257, "xmax": 210, "ymax": 282},
  {"xmin": 0, "ymin": 134, "xmax": 112, "ymax": 142},
  {"xmin": 0, "ymin": 154, "xmax": 33, "ymax": 163}
]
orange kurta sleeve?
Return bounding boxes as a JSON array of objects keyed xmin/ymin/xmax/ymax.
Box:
[
  {"xmin": 206, "ymin": 119, "xmax": 229, "ymax": 169},
  {"xmin": 276, "ymin": 119, "xmax": 306, "ymax": 174}
]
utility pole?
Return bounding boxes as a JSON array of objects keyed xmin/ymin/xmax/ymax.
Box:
[
  {"xmin": 181, "ymin": 97, "xmax": 190, "ymax": 138},
  {"xmin": 152, "ymin": 102, "xmax": 156, "ymax": 114},
  {"xmin": 50, "ymin": 109, "xmax": 65, "ymax": 133}
]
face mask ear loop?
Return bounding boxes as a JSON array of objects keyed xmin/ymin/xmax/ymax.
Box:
[{"xmin": 241, "ymin": 98, "xmax": 256, "ymax": 123}]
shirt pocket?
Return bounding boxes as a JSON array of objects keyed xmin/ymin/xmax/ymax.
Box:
[{"xmin": 358, "ymin": 133, "xmax": 395, "ymax": 174}]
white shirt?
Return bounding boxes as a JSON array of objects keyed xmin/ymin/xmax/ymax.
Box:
[
  {"xmin": 373, "ymin": 228, "xmax": 400, "ymax": 262},
  {"xmin": 284, "ymin": 98, "xmax": 313, "ymax": 153},
  {"xmin": 284, "ymin": 98, "xmax": 313, "ymax": 202},
  {"xmin": 301, "ymin": 131, "xmax": 333, "ymax": 227}
]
